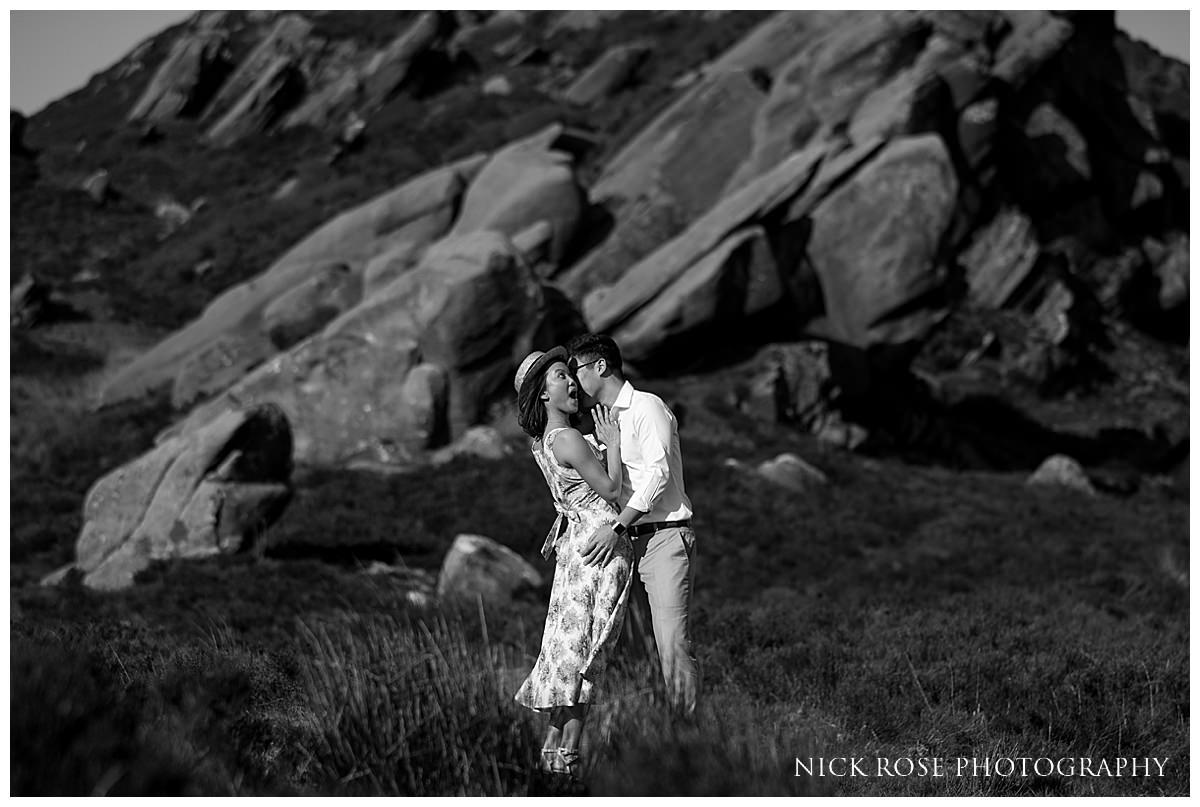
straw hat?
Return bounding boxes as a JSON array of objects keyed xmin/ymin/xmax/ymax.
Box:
[{"xmin": 514, "ymin": 346, "xmax": 568, "ymax": 396}]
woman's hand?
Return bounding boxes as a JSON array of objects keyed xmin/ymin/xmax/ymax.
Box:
[{"xmin": 592, "ymin": 405, "xmax": 620, "ymax": 447}]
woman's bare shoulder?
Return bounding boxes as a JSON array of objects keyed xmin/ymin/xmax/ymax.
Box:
[{"xmin": 549, "ymin": 427, "xmax": 588, "ymax": 462}]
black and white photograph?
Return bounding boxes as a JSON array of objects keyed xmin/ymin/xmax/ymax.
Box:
[{"xmin": 9, "ymin": 8, "xmax": 1189, "ymax": 797}]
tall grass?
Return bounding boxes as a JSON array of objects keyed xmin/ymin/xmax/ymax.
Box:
[
  {"xmin": 292, "ymin": 605, "xmax": 831, "ymax": 796},
  {"xmin": 296, "ymin": 610, "xmax": 542, "ymax": 795}
]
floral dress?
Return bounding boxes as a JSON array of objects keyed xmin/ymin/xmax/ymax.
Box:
[{"xmin": 514, "ymin": 427, "xmax": 633, "ymax": 710}]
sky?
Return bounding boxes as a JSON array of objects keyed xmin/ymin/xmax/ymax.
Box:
[{"xmin": 6, "ymin": 9, "xmax": 1192, "ymax": 117}]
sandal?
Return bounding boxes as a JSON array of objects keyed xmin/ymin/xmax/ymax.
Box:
[
  {"xmin": 551, "ymin": 747, "xmax": 582, "ymax": 779},
  {"xmin": 539, "ymin": 748, "xmax": 558, "ymax": 773}
]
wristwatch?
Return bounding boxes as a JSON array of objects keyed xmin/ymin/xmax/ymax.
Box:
[{"xmin": 611, "ymin": 522, "xmax": 627, "ymax": 536}]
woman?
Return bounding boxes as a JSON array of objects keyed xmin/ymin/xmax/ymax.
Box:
[{"xmin": 512, "ymin": 347, "xmax": 633, "ymax": 780}]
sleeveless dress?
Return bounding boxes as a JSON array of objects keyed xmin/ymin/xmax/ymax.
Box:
[{"xmin": 514, "ymin": 427, "xmax": 634, "ymax": 710}]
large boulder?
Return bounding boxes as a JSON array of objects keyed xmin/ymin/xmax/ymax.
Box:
[
  {"xmin": 805, "ymin": 134, "xmax": 957, "ymax": 349},
  {"xmin": 742, "ymin": 342, "xmax": 837, "ymax": 428},
  {"xmin": 724, "ymin": 11, "xmax": 938, "ymax": 192},
  {"xmin": 128, "ymin": 14, "xmax": 232, "ymax": 122},
  {"xmin": 448, "ymin": 125, "xmax": 585, "ymax": 266},
  {"xmin": 584, "ymin": 136, "xmax": 888, "ymax": 366},
  {"xmin": 98, "ymin": 153, "xmax": 487, "ymax": 408},
  {"xmin": 583, "ymin": 142, "xmax": 831, "ymax": 335},
  {"xmin": 606, "ymin": 226, "xmax": 778, "ymax": 364},
  {"xmin": 74, "ymin": 404, "xmax": 293, "ymax": 591},
  {"xmin": 960, "ymin": 207, "xmax": 1043, "ymax": 308},
  {"xmin": 163, "ymin": 231, "xmax": 556, "ymax": 466},
  {"xmin": 437, "ymin": 534, "xmax": 543, "ymax": 608}
]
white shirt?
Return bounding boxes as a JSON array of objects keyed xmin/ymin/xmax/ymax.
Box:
[{"xmin": 611, "ymin": 380, "xmax": 693, "ymax": 522}]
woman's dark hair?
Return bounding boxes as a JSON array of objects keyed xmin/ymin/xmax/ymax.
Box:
[
  {"xmin": 517, "ymin": 363, "xmax": 580, "ymax": 440},
  {"xmin": 566, "ymin": 333, "xmax": 622, "ymax": 375},
  {"xmin": 517, "ymin": 370, "xmax": 549, "ymax": 439}
]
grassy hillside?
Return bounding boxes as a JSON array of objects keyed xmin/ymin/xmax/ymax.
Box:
[{"xmin": 10, "ymin": 360, "xmax": 1188, "ymax": 794}]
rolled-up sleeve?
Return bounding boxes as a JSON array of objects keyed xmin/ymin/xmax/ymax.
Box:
[{"xmin": 626, "ymin": 397, "xmax": 672, "ymax": 514}]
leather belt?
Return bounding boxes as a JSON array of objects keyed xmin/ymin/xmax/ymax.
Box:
[{"xmin": 629, "ymin": 519, "xmax": 691, "ymax": 538}]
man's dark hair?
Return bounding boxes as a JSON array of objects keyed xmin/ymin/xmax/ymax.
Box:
[{"xmin": 566, "ymin": 333, "xmax": 623, "ymax": 375}]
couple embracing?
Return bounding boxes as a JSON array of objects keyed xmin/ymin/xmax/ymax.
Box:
[{"xmin": 512, "ymin": 333, "xmax": 699, "ymax": 780}]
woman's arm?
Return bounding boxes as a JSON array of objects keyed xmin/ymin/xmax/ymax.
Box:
[{"xmin": 552, "ymin": 428, "xmax": 621, "ymax": 502}]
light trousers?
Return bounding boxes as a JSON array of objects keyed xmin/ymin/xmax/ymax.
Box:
[{"xmin": 630, "ymin": 526, "xmax": 699, "ymax": 713}]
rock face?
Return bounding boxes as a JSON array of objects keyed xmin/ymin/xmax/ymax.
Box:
[
  {"xmin": 358, "ymin": 11, "xmax": 451, "ymax": 112},
  {"xmin": 448, "ymin": 125, "xmax": 585, "ymax": 266},
  {"xmin": 164, "ymin": 231, "xmax": 555, "ymax": 466},
  {"xmin": 74, "ymin": 404, "xmax": 293, "ymax": 590},
  {"xmin": 562, "ymin": 42, "xmax": 651, "ymax": 106},
  {"xmin": 960, "ymin": 208, "xmax": 1042, "ymax": 308},
  {"xmin": 128, "ymin": 14, "xmax": 232, "ymax": 122},
  {"xmin": 201, "ymin": 14, "xmax": 312, "ymax": 140},
  {"xmin": 582, "ymin": 137, "xmax": 889, "ymax": 366},
  {"xmin": 262, "ymin": 261, "xmax": 362, "ymax": 350},
  {"xmin": 437, "ymin": 534, "xmax": 543, "ymax": 608},
  {"xmin": 557, "ymin": 68, "xmax": 770, "ymax": 297},
  {"xmin": 805, "ymin": 134, "xmax": 957, "ymax": 348},
  {"xmin": 584, "ymin": 143, "xmax": 830, "ymax": 337}
]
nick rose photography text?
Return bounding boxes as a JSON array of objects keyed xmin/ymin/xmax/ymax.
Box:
[{"xmin": 795, "ymin": 757, "xmax": 1170, "ymax": 778}]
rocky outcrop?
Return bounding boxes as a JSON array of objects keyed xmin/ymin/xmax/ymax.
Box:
[
  {"xmin": 724, "ymin": 11, "xmax": 936, "ymax": 191},
  {"xmin": 358, "ymin": 11, "xmax": 451, "ymax": 112},
  {"xmin": 98, "ymin": 152, "xmax": 487, "ymax": 408},
  {"xmin": 961, "ymin": 208, "xmax": 1042, "ymax": 308},
  {"xmin": 584, "ymin": 142, "xmax": 830, "ymax": 336},
  {"xmin": 806, "ymin": 134, "xmax": 957, "ymax": 348},
  {"xmin": 128, "ymin": 13, "xmax": 232, "ymax": 122},
  {"xmin": 162, "ymin": 231, "xmax": 556, "ymax": 466},
  {"xmin": 262, "ymin": 261, "xmax": 362, "ymax": 350},
  {"xmin": 201, "ymin": 14, "xmax": 312, "ymax": 132},
  {"xmin": 437, "ymin": 534, "xmax": 543, "ymax": 608},
  {"xmin": 742, "ymin": 342, "xmax": 837, "ymax": 428},
  {"xmin": 557, "ymin": 68, "xmax": 770, "ymax": 297},
  {"xmin": 73, "ymin": 404, "xmax": 293, "ymax": 590},
  {"xmin": 280, "ymin": 40, "xmax": 362, "ymax": 130},
  {"xmin": 206, "ymin": 54, "xmax": 306, "ymax": 147},
  {"xmin": 584, "ymin": 137, "xmax": 889, "ymax": 365},
  {"xmin": 448, "ymin": 125, "xmax": 585, "ymax": 267},
  {"xmin": 562, "ymin": 42, "xmax": 651, "ymax": 106}
]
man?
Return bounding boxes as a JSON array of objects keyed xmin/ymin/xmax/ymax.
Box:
[{"xmin": 566, "ymin": 333, "xmax": 698, "ymax": 713}]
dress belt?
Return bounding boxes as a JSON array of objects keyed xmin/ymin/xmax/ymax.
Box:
[
  {"xmin": 541, "ymin": 502, "xmax": 582, "ymax": 560},
  {"xmin": 629, "ymin": 519, "xmax": 691, "ymax": 538}
]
